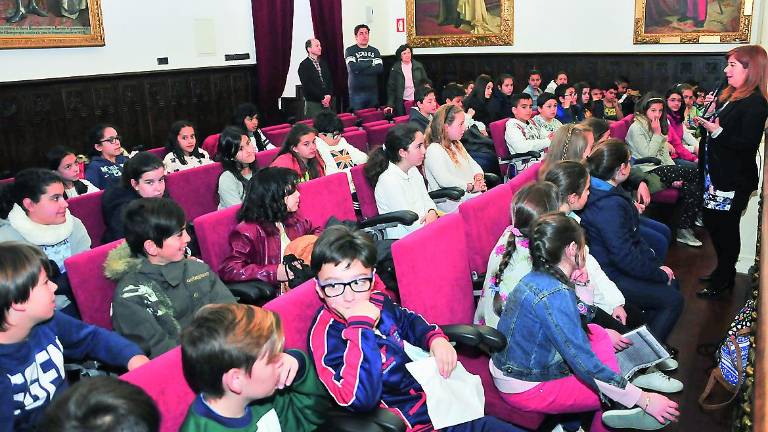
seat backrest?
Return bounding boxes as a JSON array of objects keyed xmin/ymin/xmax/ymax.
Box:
[
  {"xmin": 350, "ymin": 164, "xmax": 378, "ymax": 219},
  {"xmin": 165, "ymin": 162, "xmax": 223, "ymax": 221},
  {"xmin": 193, "ymin": 204, "xmax": 241, "ymax": 273},
  {"xmin": 608, "ymin": 114, "xmax": 635, "ymax": 141},
  {"xmin": 458, "ymin": 184, "xmax": 514, "ymax": 276},
  {"xmin": 507, "ymin": 161, "xmax": 541, "ymax": 195},
  {"xmin": 146, "ymin": 147, "xmax": 168, "ymax": 159},
  {"xmin": 393, "ymin": 115, "xmax": 409, "ymax": 124},
  {"xmin": 120, "ymin": 347, "xmax": 194, "ymax": 432},
  {"xmin": 264, "ymin": 280, "xmax": 322, "ymax": 351},
  {"xmin": 0, "ymin": 177, "xmax": 14, "ymax": 186},
  {"xmin": 489, "ymin": 118, "xmax": 511, "ymax": 159},
  {"xmin": 366, "ymin": 123, "xmax": 394, "ymax": 149},
  {"xmin": 403, "ymin": 100, "xmax": 415, "ymax": 112},
  {"xmin": 261, "ymin": 123, "xmax": 291, "ymax": 133},
  {"xmin": 361, "ymin": 119, "xmax": 389, "ymax": 133},
  {"xmin": 255, "ymin": 148, "xmax": 280, "ymax": 168},
  {"xmin": 262, "ymin": 127, "xmax": 291, "ymax": 147},
  {"xmin": 296, "ymin": 172, "xmax": 357, "ymax": 227},
  {"xmin": 393, "ymin": 213, "xmax": 474, "ymax": 325},
  {"xmin": 201, "ymin": 133, "xmax": 221, "ymax": 157},
  {"xmin": 339, "ymin": 114, "xmax": 358, "ymax": 128},
  {"xmin": 297, "ymin": 119, "xmax": 314, "ymax": 126},
  {"xmin": 64, "ymin": 239, "xmax": 124, "ymax": 330},
  {"xmin": 358, "ymin": 110, "xmax": 385, "ymax": 124},
  {"xmin": 67, "ymin": 189, "xmax": 106, "ymax": 247},
  {"xmin": 354, "ymin": 108, "xmax": 377, "ymax": 116},
  {"xmin": 343, "ymin": 129, "xmax": 368, "ymax": 153}
]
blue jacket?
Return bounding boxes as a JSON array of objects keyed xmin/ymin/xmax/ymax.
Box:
[
  {"xmin": 0, "ymin": 312, "xmax": 142, "ymax": 431},
  {"xmin": 578, "ymin": 177, "xmax": 667, "ymax": 283},
  {"xmin": 492, "ymin": 271, "xmax": 628, "ymax": 393},
  {"xmin": 85, "ymin": 155, "xmax": 128, "ymax": 190},
  {"xmin": 309, "ymin": 291, "xmax": 446, "ymax": 430}
]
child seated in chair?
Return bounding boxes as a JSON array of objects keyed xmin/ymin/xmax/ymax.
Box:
[
  {"xmin": 180, "ymin": 303, "xmax": 329, "ymax": 431},
  {"xmin": 0, "ymin": 242, "xmax": 149, "ymax": 431},
  {"xmin": 308, "ymin": 225, "xmax": 524, "ymax": 431},
  {"xmin": 504, "ymin": 93, "xmax": 551, "ymax": 156},
  {"xmin": 107, "ymin": 198, "xmax": 235, "ymax": 359}
]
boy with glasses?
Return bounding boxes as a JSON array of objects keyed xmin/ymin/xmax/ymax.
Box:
[{"xmin": 308, "ymin": 226, "xmax": 524, "ymax": 431}]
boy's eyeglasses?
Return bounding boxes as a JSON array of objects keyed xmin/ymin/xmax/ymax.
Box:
[
  {"xmin": 317, "ymin": 271, "xmax": 376, "ymax": 297},
  {"xmin": 100, "ymin": 136, "xmax": 121, "ymax": 144},
  {"xmin": 322, "ymin": 132, "xmax": 342, "ymax": 139}
]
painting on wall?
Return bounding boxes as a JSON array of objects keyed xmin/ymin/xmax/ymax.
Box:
[
  {"xmin": 0, "ymin": 0, "xmax": 104, "ymax": 49},
  {"xmin": 406, "ymin": 0, "xmax": 513, "ymax": 48},
  {"xmin": 634, "ymin": 0, "xmax": 753, "ymax": 44}
]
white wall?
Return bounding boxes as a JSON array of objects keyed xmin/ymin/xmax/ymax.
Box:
[
  {"xmin": 342, "ymin": 0, "xmax": 766, "ymax": 56},
  {"xmin": 0, "ymin": 0, "xmax": 256, "ymax": 83},
  {"xmin": 282, "ymin": 0, "xmax": 315, "ymax": 98}
]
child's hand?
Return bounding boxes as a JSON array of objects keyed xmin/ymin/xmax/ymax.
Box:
[
  {"xmin": 570, "ymin": 267, "xmax": 589, "ymax": 285},
  {"xmin": 605, "ymin": 328, "xmax": 632, "ymax": 352},
  {"xmin": 612, "ymin": 305, "xmax": 628, "ymax": 325},
  {"xmin": 276, "ymin": 353, "xmax": 299, "ymax": 389},
  {"xmin": 127, "ymin": 355, "xmax": 150, "ymax": 371},
  {"xmin": 340, "ymin": 301, "xmax": 380, "ymax": 322},
  {"xmin": 430, "ymin": 337, "xmax": 457, "ymax": 378},
  {"xmin": 641, "ymin": 392, "xmax": 680, "ymax": 424}
]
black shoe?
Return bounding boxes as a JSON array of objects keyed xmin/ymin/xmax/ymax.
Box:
[
  {"xmin": 677, "ymin": 15, "xmax": 691, "ymax": 22},
  {"xmin": 6, "ymin": 8, "xmax": 25, "ymax": 23},
  {"xmin": 696, "ymin": 281, "xmax": 734, "ymax": 298},
  {"xmin": 27, "ymin": 2, "xmax": 47, "ymax": 17}
]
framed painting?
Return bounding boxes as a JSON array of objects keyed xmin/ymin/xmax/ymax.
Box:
[
  {"xmin": 0, "ymin": 0, "xmax": 104, "ymax": 49},
  {"xmin": 634, "ymin": 0, "xmax": 753, "ymax": 44},
  {"xmin": 406, "ymin": 0, "xmax": 513, "ymax": 48}
]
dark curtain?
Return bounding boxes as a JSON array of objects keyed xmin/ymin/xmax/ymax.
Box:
[
  {"xmin": 251, "ymin": 0, "xmax": 294, "ymax": 123},
  {"xmin": 309, "ymin": 0, "xmax": 348, "ymax": 111}
]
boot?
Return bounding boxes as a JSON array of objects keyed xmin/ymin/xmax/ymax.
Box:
[
  {"xmin": 27, "ymin": 0, "xmax": 48, "ymax": 17},
  {"xmin": 6, "ymin": 0, "xmax": 26, "ymax": 23}
]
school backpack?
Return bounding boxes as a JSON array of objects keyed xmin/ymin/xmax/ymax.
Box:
[{"xmin": 698, "ymin": 299, "xmax": 755, "ymax": 410}]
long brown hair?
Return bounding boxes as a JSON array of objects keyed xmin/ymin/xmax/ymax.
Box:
[
  {"xmin": 720, "ymin": 45, "xmax": 768, "ymax": 102},
  {"xmin": 424, "ymin": 104, "xmax": 470, "ymax": 165}
]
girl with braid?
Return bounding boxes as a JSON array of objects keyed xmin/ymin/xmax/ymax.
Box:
[{"xmin": 492, "ymin": 213, "xmax": 680, "ymax": 431}]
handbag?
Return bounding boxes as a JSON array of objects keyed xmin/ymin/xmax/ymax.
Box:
[{"xmin": 698, "ymin": 299, "xmax": 754, "ymax": 410}]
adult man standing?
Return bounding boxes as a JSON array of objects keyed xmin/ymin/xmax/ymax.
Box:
[
  {"xmin": 345, "ymin": 24, "xmax": 384, "ymax": 111},
  {"xmin": 299, "ymin": 38, "xmax": 335, "ymax": 118}
]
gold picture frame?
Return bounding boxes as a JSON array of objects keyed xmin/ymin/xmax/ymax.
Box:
[
  {"xmin": 0, "ymin": 0, "xmax": 104, "ymax": 49},
  {"xmin": 406, "ymin": 0, "xmax": 513, "ymax": 48},
  {"xmin": 634, "ymin": 0, "xmax": 753, "ymax": 44}
]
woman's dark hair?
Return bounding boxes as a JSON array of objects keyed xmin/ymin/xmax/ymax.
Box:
[
  {"xmin": 313, "ymin": 110, "xmax": 343, "ymax": 135},
  {"xmin": 121, "ymin": 152, "xmax": 164, "ymax": 188},
  {"xmin": 465, "ymin": 74, "xmax": 493, "ymax": 103},
  {"xmin": 537, "ymin": 92, "xmax": 557, "ymax": 108},
  {"xmin": 311, "ymin": 225, "xmax": 377, "ymax": 274},
  {"xmin": 395, "ymin": 44, "xmax": 412, "ymax": 59},
  {"xmin": 574, "ymin": 81, "xmax": 591, "ymax": 105},
  {"xmin": 586, "ymin": 139, "xmax": 631, "ymax": 181},
  {"xmin": 166, "ymin": 120, "xmax": 204, "ymax": 164},
  {"xmin": 491, "ymin": 182, "xmax": 558, "ymax": 315},
  {"xmin": 554, "ymin": 83, "xmax": 574, "ymax": 101},
  {"xmin": 46, "ymin": 146, "xmax": 77, "ymax": 171},
  {"xmin": 634, "ymin": 92, "xmax": 669, "ymax": 135},
  {"xmin": 529, "ymin": 212, "xmax": 585, "ymax": 287},
  {"xmin": 124, "ymin": 198, "xmax": 186, "ymax": 257},
  {"xmin": 237, "ymin": 167, "xmax": 299, "ymax": 224},
  {"xmin": 581, "ymin": 118, "xmax": 610, "ymax": 143},
  {"xmin": 275, "ymin": 123, "xmax": 322, "ymax": 180},
  {"xmin": 0, "ymin": 169, "xmax": 64, "ymax": 217},
  {"xmin": 40, "ymin": 376, "xmax": 160, "ymax": 432},
  {"xmin": 231, "ymin": 103, "xmax": 271, "ymax": 151},
  {"xmin": 495, "ymin": 73, "xmax": 514, "ymax": 87},
  {"xmin": 544, "ymin": 161, "xmax": 589, "ymax": 206},
  {"xmin": 664, "ymin": 85, "xmax": 686, "ymax": 121},
  {"xmin": 86, "ymin": 123, "xmax": 117, "ymax": 156},
  {"xmin": 217, "ymin": 126, "xmax": 256, "ymax": 187},
  {"xmin": 364, "ymin": 123, "xmax": 421, "ymax": 187},
  {"xmin": 0, "ymin": 242, "xmax": 53, "ymax": 331}
]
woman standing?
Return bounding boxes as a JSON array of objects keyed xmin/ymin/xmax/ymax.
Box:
[
  {"xmin": 695, "ymin": 45, "xmax": 768, "ymax": 297},
  {"xmin": 386, "ymin": 44, "xmax": 429, "ymax": 117}
]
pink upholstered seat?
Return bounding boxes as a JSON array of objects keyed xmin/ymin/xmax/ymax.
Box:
[
  {"xmin": 392, "ymin": 213, "xmax": 544, "ymax": 429},
  {"xmin": 343, "ymin": 126, "xmax": 359, "ymax": 133},
  {"xmin": 350, "ymin": 164, "xmax": 378, "ymax": 219},
  {"xmin": 264, "ymin": 280, "xmax": 323, "ymax": 350},
  {"xmin": 458, "ymin": 184, "xmax": 514, "ymax": 277},
  {"xmin": 403, "ymin": 100, "xmax": 415, "ymax": 112},
  {"xmin": 361, "ymin": 119, "xmax": 389, "ymax": 133},
  {"xmin": 165, "ymin": 162, "xmax": 223, "ymax": 221},
  {"xmin": 67, "ymin": 190, "xmax": 106, "ymax": 247},
  {"xmin": 358, "ymin": 110, "xmax": 385, "ymax": 124},
  {"xmin": 343, "ymin": 129, "xmax": 368, "ymax": 153},
  {"xmin": 297, "ymin": 119, "xmax": 314, "ymax": 126},
  {"xmin": 262, "ymin": 127, "xmax": 291, "ymax": 147},
  {"xmin": 608, "ymin": 114, "xmax": 635, "ymax": 141},
  {"xmin": 354, "ymin": 108, "xmax": 377, "ymax": 115},
  {"xmin": 146, "ymin": 147, "xmax": 167, "ymax": 159},
  {"xmin": 393, "ymin": 115, "xmax": 409, "ymax": 124},
  {"xmin": 201, "ymin": 133, "xmax": 221, "ymax": 157},
  {"xmin": 296, "ymin": 172, "xmax": 357, "ymax": 226},
  {"xmin": 366, "ymin": 123, "xmax": 395, "ymax": 149},
  {"xmin": 339, "ymin": 114, "xmax": 358, "ymax": 128},
  {"xmin": 193, "ymin": 204, "xmax": 241, "ymax": 274},
  {"xmin": 261, "ymin": 123, "xmax": 291, "ymax": 133},
  {"xmin": 255, "ymin": 148, "xmax": 280, "ymax": 168},
  {"xmin": 0, "ymin": 177, "xmax": 14, "ymax": 186},
  {"xmin": 489, "ymin": 118, "xmax": 511, "ymax": 160},
  {"xmin": 652, "ymin": 187, "xmax": 680, "ymax": 204},
  {"xmin": 64, "ymin": 239, "xmax": 124, "ymax": 330}
]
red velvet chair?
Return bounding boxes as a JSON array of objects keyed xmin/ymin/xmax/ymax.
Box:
[
  {"xmin": 391, "ymin": 213, "xmax": 544, "ymax": 429},
  {"xmin": 489, "ymin": 118, "xmax": 512, "ymax": 175},
  {"xmin": 262, "ymin": 127, "xmax": 291, "ymax": 147},
  {"xmin": 165, "ymin": 162, "xmax": 223, "ymax": 221},
  {"xmin": 261, "ymin": 123, "xmax": 291, "ymax": 133},
  {"xmin": 192, "ymin": 204, "xmax": 241, "ymax": 274},
  {"xmin": 296, "ymin": 172, "xmax": 357, "ymax": 226},
  {"xmin": 354, "ymin": 107, "xmax": 377, "ymax": 115},
  {"xmin": 361, "ymin": 119, "xmax": 389, "ymax": 133},
  {"xmin": 297, "ymin": 119, "xmax": 314, "ymax": 126},
  {"xmin": 344, "ymin": 126, "xmax": 359, "ymax": 133},
  {"xmin": 146, "ymin": 147, "xmax": 167, "ymax": 159},
  {"xmin": 393, "ymin": 115, "xmax": 409, "ymax": 124},
  {"xmin": 64, "ymin": 239, "xmax": 124, "ymax": 330},
  {"xmin": 366, "ymin": 123, "xmax": 395, "ymax": 149},
  {"xmin": 343, "ymin": 129, "xmax": 368, "ymax": 153},
  {"xmin": 67, "ymin": 190, "xmax": 106, "ymax": 247},
  {"xmin": 339, "ymin": 114, "xmax": 358, "ymax": 128},
  {"xmin": 403, "ymin": 100, "xmax": 415, "ymax": 112},
  {"xmin": 350, "ymin": 165, "xmax": 378, "ymax": 220},
  {"xmin": 0, "ymin": 177, "xmax": 13, "ymax": 186},
  {"xmin": 201, "ymin": 133, "xmax": 221, "ymax": 157},
  {"xmin": 358, "ymin": 110, "xmax": 385, "ymax": 124},
  {"xmin": 256, "ymin": 148, "xmax": 280, "ymax": 168}
]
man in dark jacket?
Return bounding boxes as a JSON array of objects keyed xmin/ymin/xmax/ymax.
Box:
[
  {"xmin": 298, "ymin": 38, "xmax": 335, "ymax": 118},
  {"xmin": 345, "ymin": 24, "xmax": 384, "ymax": 111}
]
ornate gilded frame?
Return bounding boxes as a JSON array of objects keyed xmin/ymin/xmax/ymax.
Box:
[
  {"xmin": 406, "ymin": 0, "xmax": 513, "ymax": 48},
  {"xmin": 0, "ymin": 0, "xmax": 104, "ymax": 49},
  {"xmin": 634, "ymin": 0, "xmax": 753, "ymax": 44}
]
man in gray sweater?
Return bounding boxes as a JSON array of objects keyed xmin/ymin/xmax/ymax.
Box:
[{"xmin": 345, "ymin": 24, "xmax": 384, "ymax": 111}]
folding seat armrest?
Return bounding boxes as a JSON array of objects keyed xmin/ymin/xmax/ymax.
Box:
[
  {"xmin": 633, "ymin": 156, "xmax": 662, "ymax": 166},
  {"xmin": 320, "ymin": 405, "xmax": 407, "ymax": 432},
  {"xmin": 483, "ymin": 173, "xmax": 501, "ymax": 189},
  {"xmin": 359, "ymin": 210, "xmax": 419, "ymax": 230},
  {"xmin": 509, "ymin": 150, "xmax": 541, "ymax": 160},
  {"xmin": 227, "ymin": 281, "xmax": 275, "ymax": 306},
  {"xmin": 428, "ymin": 187, "xmax": 465, "ymax": 201},
  {"xmin": 474, "ymin": 324, "xmax": 507, "ymax": 352},
  {"xmin": 441, "ymin": 324, "xmax": 507, "ymax": 354}
]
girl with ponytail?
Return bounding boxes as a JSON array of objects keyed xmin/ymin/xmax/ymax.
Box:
[
  {"xmin": 364, "ymin": 123, "xmax": 437, "ymax": 239},
  {"xmin": 492, "ymin": 213, "xmax": 680, "ymax": 432}
]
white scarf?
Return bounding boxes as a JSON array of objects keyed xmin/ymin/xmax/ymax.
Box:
[{"xmin": 8, "ymin": 204, "xmax": 74, "ymax": 246}]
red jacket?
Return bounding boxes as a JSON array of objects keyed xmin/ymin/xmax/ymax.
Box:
[
  {"xmin": 270, "ymin": 153, "xmax": 326, "ymax": 181},
  {"xmin": 218, "ymin": 215, "xmax": 322, "ymax": 285}
]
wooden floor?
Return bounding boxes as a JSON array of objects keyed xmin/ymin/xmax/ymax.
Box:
[{"xmin": 636, "ymin": 226, "xmax": 750, "ymax": 432}]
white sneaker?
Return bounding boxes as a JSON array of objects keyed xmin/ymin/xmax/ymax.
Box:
[
  {"xmin": 656, "ymin": 357, "xmax": 678, "ymax": 371},
  {"xmin": 551, "ymin": 425, "xmax": 584, "ymax": 432},
  {"xmin": 631, "ymin": 370, "xmax": 683, "ymax": 393},
  {"xmin": 676, "ymin": 228, "xmax": 702, "ymax": 247},
  {"xmin": 602, "ymin": 407, "xmax": 670, "ymax": 430}
]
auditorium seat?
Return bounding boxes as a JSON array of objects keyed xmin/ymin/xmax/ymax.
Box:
[
  {"xmin": 489, "ymin": 118, "xmax": 512, "ymax": 175},
  {"xmin": 295, "ymin": 172, "xmax": 357, "ymax": 226},
  {"xmin": 404, "ymin": 100, "xmax": 415, "ymax": 112},
  {"xmin": 165, "ymin": 162, "xmax": 223, "ymax": 221},
  {"xmin": 366, "ymin": 123, "xmax": 395, "ymax": 149},
  {"xmin": 342, "ymin": 129, "xmax": 368, "ymax": 153},
  {"xmin": 201, "ymin": 133, "xmax": 220, "ymax": 157},
  {"xmin": 339, "ymin": 113, "xmax": 358, "ymax": 128},
  {"xmin": 350, "ymin": 165, "xmax": 378, "ymax": 219},
  {"xmin": 67, "ymin": 190, "xmax": 106, "ymax": 247},
  {"xmin": 357, "ymin": 109, "xmax": 385, "ymax": 124},
  {"xmin": 64, "ymin": 239, "xmax": 124, "ymax": 330},
  {"xmin": 393, "ymin": 115, "xmax": 409, "ymax": 124},
  {"xmin": 193, "ymin": 204, "xmax": 240, "ymax": 274},
  {"xmin": 146, "ymin": 147, "xmax": 167, "ymax": 159},
  {"xmin": 261, "ymin": 123, "xmax": 291, "ymax": 133},
  {"xmin": 255, "ymin": 147, "xmax": 280, "ymax": 168},
  {"xmin": 361, "ymin": 119, "xmax": 389, "ymax": 131},
  {"xmin": 262, "ymin": 127, "xmax": 291, "ymax": 146}
]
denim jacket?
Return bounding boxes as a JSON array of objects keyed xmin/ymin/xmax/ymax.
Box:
[{"xmin": 491, "ymin": 271, "xmax": 628, "ymax": 394}]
